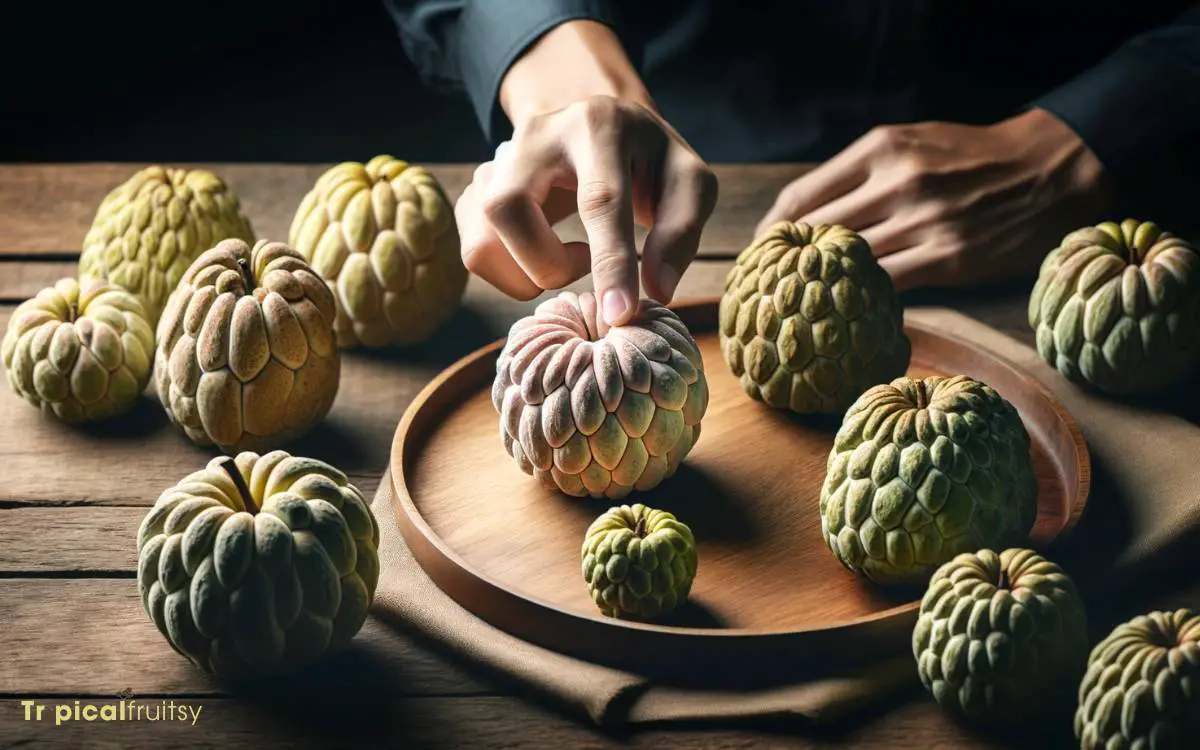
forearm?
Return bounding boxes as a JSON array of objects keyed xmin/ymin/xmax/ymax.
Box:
[
  {"xmin": 1034, "ymin": 6, "xmax": 1200, "ymax": 232},
  {"xmin": 383, "ymin": 1, "xmax": 642, "ymax": 142},
  {"xmin": 499, "ymin": 20, "xmax": 652, "ymax": 128}
]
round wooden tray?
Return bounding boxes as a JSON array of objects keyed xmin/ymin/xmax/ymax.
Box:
[{"xmin": 389, "ymin": 300, "xmax": 1089, "ymax": 679}]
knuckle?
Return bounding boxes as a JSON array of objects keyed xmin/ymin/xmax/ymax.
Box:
[
  {"xmin": 867, "ymin": 125, "xmax": 905, "ymax": 154},
  {"xmin": 528, "ymin": 265, "xmax": 573, "ymax": 290},
  {"xmin": 864, "ymin": 126, "xmax": 892, "ymax": 149},
  {"xmin": 590, "ymin": 250, "xmax": 632, "ymax": 284},
  {"xmin": 933, "ymin": 242, "xmax": 965, "ymax": 275},
  {"xmin": 481, "ymin": 187, "xmax": 526, "ymax": 222},
  {"xmin": 684, "ymin": 158, "xmax": 720, "ymax": 213},
  {"xmin": 578, "ymin": 180, "xmax": 622, "ymax": 220},
  {"xmin": 515, "ymin": 112, "xmax": 549, "ymax": 140},
  {"xmin": 460, "ymin": 242, "xmax": 488, "ymax": 275},
  {"xmin": 579, "ymin": 95, "xmax": 622, "ymax": 130},
  {"xmin": 905, "ymin": 164, "xmax": 941, "ymax": 195},
  {"xmin": 770, "ymin": 188, "xmax": 802, "ymax": 220},
  {"xmin": 471, "ymin": 161, "xmax": 493, "ymax": 185}
]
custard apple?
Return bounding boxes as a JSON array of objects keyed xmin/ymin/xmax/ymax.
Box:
[
  {"xmin": 2, "ymin": 277, "xmax": 154, "ymax": 423},
  {"xmin": 289, "ymin": 155, "xmax": 468, "ymax": 348},
  {"xmin": 79, "ymin": 166, "xmax": 255, "ymax": 324},
  {"xmin": 914, "ymin": 548, "xmax": 1088, "ymax": 723},
  {"xmin": 136, "ymin": 451, "xmax": 380, "ymax": 678},
  {"xmin": 720, "ymin": 221, "xmax": 910, "ymax": 414},
  {"xmin": 155, "ymin": 238, "xmax": 340, "ymax": 453},
  {"xmin": 820, "ymin": 374, "xmax": 1038, "ymax": 585},
  {"xmin": 1029, "ymin": 219, "xmax": 1200, "ymax": 395},
  {"xmin": 492, "ymin": 291, "xmax": 708, "ymax": 499},
  {"xmin": 1076, "ymin": 609, "xmax": 1200, "ymax": 749},
  {"xmin": 582, "ymin": 503, "xmax": 698, "ymax": 620}
]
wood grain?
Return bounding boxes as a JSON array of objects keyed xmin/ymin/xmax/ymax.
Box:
[
  {"xmin": 0, "ymin": 260, "xmax": 76, "ymax": 302},
  {"xmin": 389, "ymin": 303, "xmax": 1087, "ymax": 676},
  {"xmin": 0, "ymin": 507, "xmax": 142, "ymax": 574},
  {"xmin": 0, "ymin": 164, "xmax": 808, "ymax": 259},
  {"xmin": 0, "ymin": 695, "xmax": 1063, "ymax": 750},
  {"xmin": 0, "ymin": 579, "xmax": 485, "ymax": 696}
]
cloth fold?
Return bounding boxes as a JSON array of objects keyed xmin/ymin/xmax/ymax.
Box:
[{"xmin": 367, "ymin": 306, "xmax": 1200, "ymax": 727}]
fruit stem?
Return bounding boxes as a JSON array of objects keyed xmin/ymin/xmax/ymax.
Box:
[
  {"xmin": 997, "ymin": 569, "xmax": 1010, "ymax": 591},
  {"xmin": 219, "ymin": 457, "xmax": 258, "ymax": 515},
  {"xmin": 914, "ymin": 380, "xmax": 929, "ymax": 410},
  {"xmin": 633, "ymin": 515, "xmax": 648, "ymax": 538},
  {"xmin": 67, "ymin": 303, "xmax": 78, "ymax": 323},
  {"xmin": 236, "ymin": 257, "xmax": 254, "ymax": 293}
]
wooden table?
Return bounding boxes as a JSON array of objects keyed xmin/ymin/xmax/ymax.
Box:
[{"xmin": 0, "ymin": 163, "xmax": 1147, "ymax": 748}]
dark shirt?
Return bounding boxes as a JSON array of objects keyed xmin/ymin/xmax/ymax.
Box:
[{"xmin": 385, "ymin": 1, "xmax": 1200, "ymax": 231}]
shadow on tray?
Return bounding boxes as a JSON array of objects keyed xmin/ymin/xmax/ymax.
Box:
[{"xmin": 636, "ymin": 463, "xmax": 766, "ymax": 545}]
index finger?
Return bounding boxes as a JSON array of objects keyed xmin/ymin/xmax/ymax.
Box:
[{"xmin": 570, "ymin": 143, "xmax": 639, "ymax": 327}]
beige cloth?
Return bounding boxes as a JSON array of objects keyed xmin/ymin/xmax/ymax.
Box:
[{"xmin": 367, "ymin": 307, "xmax": 1200, "ymax": 727}]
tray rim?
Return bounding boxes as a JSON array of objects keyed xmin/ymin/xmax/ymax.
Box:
[{"xmin": 388, "ymin": 298, "xmax": 1091, "ymax": 641}]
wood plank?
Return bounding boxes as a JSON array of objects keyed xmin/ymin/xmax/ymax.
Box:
[
  {"xmin": 0, "ymin": 579, "xmax": 485, "ymax": 696},
  {"xmin": 0, "ymin": 507, "xmax": 142, "ymax": 574},
  {"xmin": 0, "ymin": 163, "xmax": 807, "ymax": 258},
  {"xmin": 0, "ymin": 260, "xmax": 76, "ymax": 302},
  {"xmin": 0, "ymin": 694, "xmax": 1066, "ymax": 749}
]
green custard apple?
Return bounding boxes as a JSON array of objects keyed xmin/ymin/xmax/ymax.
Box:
[
  {"xmin": 136, "ymin": 451, "xmax": 380, "ymax": 678},
  {"xmin": 2, "ymin": 277, "xmax": 154, "ymax": 423},
  {"xmin": 581, "ymin": 503, "xmax": 698, "ymax": 620},
  {"xmin": 719, "ymin": 221, "xmax": 910, "ymax": 414},
  {"xmin": 79, "ymin": 166, "xmax": 255, "ymax": 324},
  {"xmin": 1029, "ymin": 219, "xmax": 1200, "ymax": 395},
  {"xmin": 1075, "ymin": 609, "xmax": 1200, "ymax": 749},
  {"xmin": 914, "ymin": 548, "xmax": 1088, "ymax": 723},
  {"xmin": 820, "ymin": 374, "xmax": 1038, "ymax": 585}
]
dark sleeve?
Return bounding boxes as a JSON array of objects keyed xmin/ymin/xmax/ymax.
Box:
[
  {"xmin": 383, "ymin": 0, "xmax": 640, "ymax": 144},
  {"xmin": 1033, "ymin": 6, "xmax": 1200, "ymax": 233}
]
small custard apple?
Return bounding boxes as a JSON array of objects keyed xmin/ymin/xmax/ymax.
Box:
[
  {"xmin": 1075, "ymin": 609, "xmax": 1200, "ymax": 750},
  {"xmin": 155, "ymin": 238, "xmax": 341, "ymax": 453},
  {"xmin": 1029, "ymin": 219, "xmax": 1200, "ymax": 395},
  {"xmin": 289, "ymin": 155, "xmax": 468, "ymax": 348},
  {"xmin": 820, "ymin": 374, "xmax": 1038, "ymax": 585},
  {"xmin": 136, "ymin": 451, "xmax": 380, "ymax": 678},
  {"xmin": 2, "ymin": 277, "xmax": 154, "ymax": 423},
  {"xmin": 492, "ymin": 291, "xmax": 708, "ymax": 499},
  {"xmin": 914, "ymin": 548, "xmax": 1088, "ymax": 723},
  {"xmin": 581, "ymin": 503, "xmax": 698, "ymax": 620},
  {"xmin": 79, "ymin": 166, "xmax": 255, "ymax": 324},
  {"xmin": 720, "ymin": 221, "xmax": 910, "ymax": 414}
]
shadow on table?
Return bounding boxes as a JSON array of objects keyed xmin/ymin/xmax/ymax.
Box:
[
  {"xmin": 73, "ymin": 395, "xmax": 168, "ymax": 440},
  {"xmin": 286, "ymin": 414, "xmax": 373, "ymax": 471},
  {"xmin": 348, "ymin": 304, "xmax": 507, "ymax": 370},
  {"xmin": 220, "ymin": 639, "xmax": 417, "ymax": 745}
]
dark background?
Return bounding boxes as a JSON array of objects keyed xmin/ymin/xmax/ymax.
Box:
[{"xmin": 0, "ymin": 1, "xmax": 493, "ymax": 163}]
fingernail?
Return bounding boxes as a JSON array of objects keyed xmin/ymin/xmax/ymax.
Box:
[
  {"xmin": 602, "ymin": 289, "xmax": 631, "ymax": 326},
  {"xmin": 657, "ymin": 265, "xmax": 680, "ymax": 301}
]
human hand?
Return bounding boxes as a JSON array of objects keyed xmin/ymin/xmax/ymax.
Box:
[
  {"xmin": 756, "ymin": 108, "xmax": 1111, "ymax": 292},
  {"xmin": 458, "ymin": 96, "xmax": 717, "ymax": 326}
]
